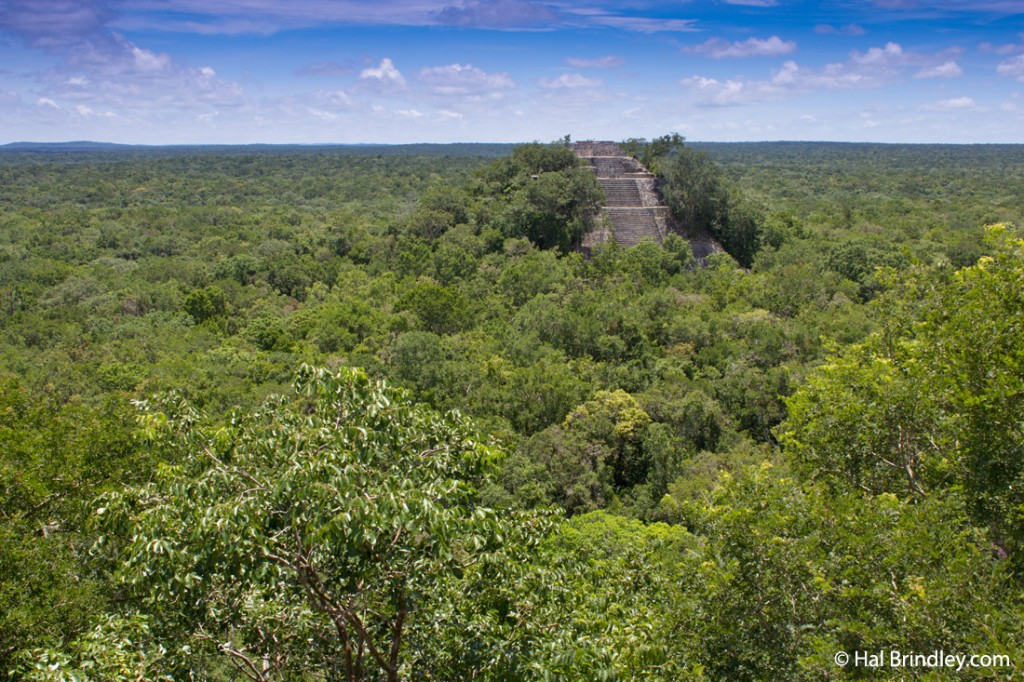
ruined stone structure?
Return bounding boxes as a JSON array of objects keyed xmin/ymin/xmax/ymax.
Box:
[
  {"xmin": 572, "ymin": 141, "xmax": 723, "ymax": 262},
  {"xmin": 573, "ymin": 141, "xmax": 667, "ymax": 249}
]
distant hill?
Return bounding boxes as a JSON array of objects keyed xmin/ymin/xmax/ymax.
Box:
[
  {"xmin": 0, "ymin": 141, "xmax": 137, "ymax": 152},
  {"xmin": 0, "ymin": 141, "xmax": 518, "ymax": 157}
]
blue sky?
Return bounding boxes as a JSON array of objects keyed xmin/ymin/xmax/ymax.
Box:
[{"xmin": 1, "ymin": 0, "xmax": 1022, "ymax": 144}]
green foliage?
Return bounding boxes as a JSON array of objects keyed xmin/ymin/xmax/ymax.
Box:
[
  {"xmin": 4, "ymin": 142, "xmax": 1024, "ymax": 679},
  {"xmin": 395, "ymin": 279, "xmax": 471, "ymax": 334},
  {"xmin": 475, "ymin": 142, "xmax": 604, "ymax": 251},
  {"xmin": 672, "ymin": 463, "xmax": 1023, "ymax": 681},
  {"xmin": 181, "ymin": 285, "xmax": 226, "ymax": 323},
  {"xmin": 91, "ymin": 365, "xmax": 547, "ymax": 681},
  {"xmin": 16, "ymin": 615, "xmax": 172, "ymax": 682},
  {"xmin": 653, "ymin": 143, "xmax": 763, "ymax": 267},
  {"xmin": 783, "ymin": 225, "xmax": 1024, "ymax": 555},
  {"xmin": 0, "ymin": 379, "xmax": 140, "ymax": 677}
]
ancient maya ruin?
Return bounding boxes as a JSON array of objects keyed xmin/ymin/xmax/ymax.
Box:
[{"xmin": 572, "ymin": 141, "xmax": 723, "ymax": 261}]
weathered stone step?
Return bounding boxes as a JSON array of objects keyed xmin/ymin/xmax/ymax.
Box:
[
  {"xmin": 572, "ymin": 140, "xmax": 727, "ymax": 261},
  {"xmin": 600, "ymin": 179, "xmax": 643, "ymax": 207}
]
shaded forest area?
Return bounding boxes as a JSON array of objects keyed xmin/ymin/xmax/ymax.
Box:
[{"xmin": 2, "ymin": 140, "xmax": 1023, "ymax": 680}]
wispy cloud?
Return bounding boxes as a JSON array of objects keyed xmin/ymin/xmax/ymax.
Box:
[
  {"xmin": 681, "ymin": 61, "xmax": 799, "ymax": 106},
  {"xmin": 915, "ymin": 61, "xmax": 963, "ymax": 78},
  {"xmin": 111, "ymin": 0, "xmax": 446, "ymax": 34},
  {"xmin": 584, "ymin": 15, "xmax": 698, "ymax": 33},
  {"xmin": 815, "ymin": 24, "xmax": 866, "ymax": 36},
  {"xmin": 920, "ymin": 96, "xmax": 980, "ymax": 111},
  {"xmin": 997, "ymin": 54, "xmax": 1024, "ymax": 82},
  {"xmin": 681, "ymin": 42, "xmax": 965, "ymax": 107},
  {"xmin": 0, "ymin": 0, "xmax": 247, "ymax": 117},
  {"xmin": 566, "ymin": 55, "xmax": 625, "ymax": 69},
  {"xmin": 296, "ymin": 62, "xmax": 355, "ymax": 78},
  {"xmin": 0, "ymin": 0, "xmax": 112, "ymax": 49},
  {"xmin": 433, "ymin": 0, "xmax": 558, "ymax": 29},
  {"xmin": 538, "ymin": 73, "xmax": 603, "ymax": 89},
  {"xmin": 418, "ymin": 63, "xmax": 515, "ymax": 98},
  {"xmin": 684, "ymin": 35, "xmax": 796, "ymax": 58},
  {"xmin": 867, "ymin": 0, "xmax": 1024, "ymax": 12}
]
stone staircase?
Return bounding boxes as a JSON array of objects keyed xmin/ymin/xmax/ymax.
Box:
[
  {"xmin": 573, "ymin": 141, "xmax": 665, "ymax": 249},
  {"xmin": 573, "ymin": 140, "xmax": 724, "ymax": 261}
]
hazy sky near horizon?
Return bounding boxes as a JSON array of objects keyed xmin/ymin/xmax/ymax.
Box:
[{"xmin": 1, "ymin": 0, "xmax": 1023, "ymax": 144}]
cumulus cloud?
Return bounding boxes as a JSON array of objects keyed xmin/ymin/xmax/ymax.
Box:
[
  {"xmin": 681, "ymin": 43, "xmax": 965, "ymax": 107},
  {"xmin": 684, "ymin": 35, "xmax": 796, "ymax": 58},
  {"xmin": 418, "ymin": 63, "xmax": 515, "ymax": 98},
  {"xmin": 1, "ymin": 0, "xmax": 247, "ymax": 119},
  {"xmin": 538, "ymin": 73, "xmax": 603, "ymax": 89},
  {"xmin": 849, "ymin": 41, "xmax": 904, "ymax": 67},
  {"xmin": 997, "ymin": 54, "xmax": 1024, "ymax": 81},
  {"xmin": 566, "ymin": 55, "xmax": 625, "ymax": 69},
  {"xmin": 359, "ymin": 58, "xmax": 407, "ymax": 91},
  {"xmin": 681, "ymin": 61, "xmax": 799, "ymax": 106},
  {"xmin": 915, "ymin": 61, "xmax": 963, "ymax": 78}
]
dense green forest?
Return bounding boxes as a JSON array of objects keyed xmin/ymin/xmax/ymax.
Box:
[{"xmin": 2, "ymin": 139, "xmax": 1023, "ymax": 680}]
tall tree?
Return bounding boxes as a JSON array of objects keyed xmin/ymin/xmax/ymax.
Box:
[{"xmin": 89, "ymin": 366, "xmax": 546, "ymax": 681}]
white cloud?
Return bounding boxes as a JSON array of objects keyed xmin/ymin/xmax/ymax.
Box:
[
  {"xmin": 296, "ymin": 61, "xmax": 355, "ymax": 78},
  {"xmin": 538, "ymin": 73, "xmax": 603, "ymax": 89},
  {"xmin": 308, "ymin": 107, "xmax": 338, "ymax": 121},
  {"xmin": 997, "ymin": 54, "xmax": 1024, "ymax": 82},
  {"xmin": 915, "ymin": 61, "xmax": 963, "ymax": 78},
  {"xmin": 850, "ymin": 42, "xmax": 904, "ymax": 67},
  {"xmin": 566, "ymin": 55, "xmax": 625, "ymax": 69},
  {"xmin": 36, "ymin": 97, "xmax": 60, "ymax": 109},
  {"xmin": 131, "ymin": 45, "xmax": 171, "ymax": 72},
  {"xmin": 395, "ymin": 108, "xmax": 424, "ymax": 118},
  {"xmin": 315, "ymin": 89, "xmax": 354, "ymax": 107},
  {"xmin": 433, "ymin": 0, "xmax": 559, "ymax": 29},
  {"xmin": 921, "ymin": 96, "xmax": 978, "ymax": 111},
  {"xmin": 681, "ymin": 62, "xmax": 795, "ymax": 106},
  {"xmin": 867, "ymin": 0, "xmax": 1024, "ymax": 12},
  {"xmin": 418, "ymin": 63, "xmax": 514, "ymax": 97},
  {"xmin": 584, "ymin": 15, "xmax": 697, "ymax": 33},
  {"xmin": 815, "ymin": 24, "xmax": 866, "ymax": 36},
  {"xmin": 681, "ymin": 43, "xmax": 964, "ymax": 107},
  {"xmin": 26, "ymin": 29, "xmax": 248, "ymax": 115},
  {"xmin": 979, "ymin": 41, "xmax": 1022, "ymax": 55},
  {"xmin": 684, "ymin": 35, "xmax": 796, "ymax": 59},
  {"xmin": 359, "ymin": 58, "xmax": 407, "ymax": 90}
]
